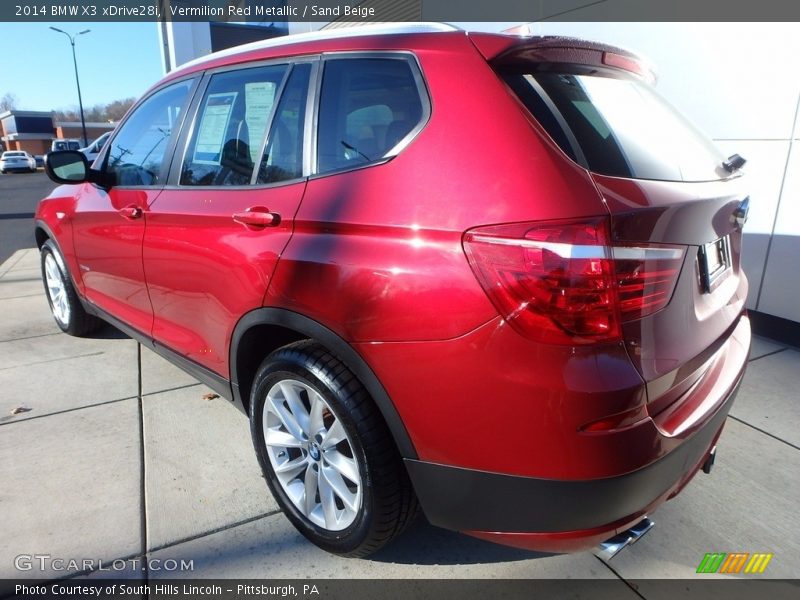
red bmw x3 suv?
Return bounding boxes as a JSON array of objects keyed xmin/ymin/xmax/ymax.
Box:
[{"xmin": 36, "ymin": 24, "xmax": 751, "ymax": 557}]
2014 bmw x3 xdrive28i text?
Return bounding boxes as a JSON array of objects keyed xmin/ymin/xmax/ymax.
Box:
[{"xmin": 36, "ymin": 24, "xmax": 751, "ymax": 558}]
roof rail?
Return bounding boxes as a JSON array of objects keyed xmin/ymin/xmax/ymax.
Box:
[{"xmin": 179, "ymin": 22, "xmax": 462, "ymax": 71}]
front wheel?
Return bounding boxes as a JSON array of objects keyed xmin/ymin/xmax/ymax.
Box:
[
  {"xmin": 40, "ymin": 240, "xmax": 102, "ymax": 336},
  {"xmin": 249, "ymin": 341, "xmax": 418, "ymax": 557}
]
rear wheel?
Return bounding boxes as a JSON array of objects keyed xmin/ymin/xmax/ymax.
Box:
[
  {"xmin": 249, "ymin": 341, "xmax": 418, "ymax": 557},
  {"xmin": 40, "ymin": 240, "xmax": 102, "ymax": 336}
]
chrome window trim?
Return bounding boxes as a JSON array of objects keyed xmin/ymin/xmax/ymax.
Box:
[
  {"xmin": 304, "ymin": 59, "xmax": 322, "ymax": 177},
  {"xmin": 310, "ymin": 51, "xmax": 432, "ymax": 179},
  {"xmin": 159, "ymin": 175, "xmax": 306, "ymax": 192}
]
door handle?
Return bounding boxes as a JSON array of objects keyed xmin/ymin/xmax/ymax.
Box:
[
  {"xmin": 232, "ymin": 207, "xmax": 280, "ymax": 228},
  {"xmin": 119, "ymin": 205, "xmax": 143, "ymax": 220}
]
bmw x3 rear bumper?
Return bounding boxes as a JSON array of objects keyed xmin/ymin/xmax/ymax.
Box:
[{"xmin": 403, "ymin": 316, "xmax": 750, "ymax": 552}]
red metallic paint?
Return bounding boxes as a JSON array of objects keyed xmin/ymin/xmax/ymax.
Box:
[
  {"xmin": 34, "ymin": 189, "xmax": 79, "ymax": 284},
  {"xmin": 466, "ymin": 400, "xmax": 734, "ymax": 553},
  {"xmin": 34, "ymin": 29, "xmax": 752, "ymax": 553},
  {"xmin": 267, "ymin": 35, "xmax": 609, "ymax": 342},
  {"xmin": 596, "ymin": 174, "xmax": 749, "ymax": 413},
  {"xmin": 144, "ymin": 182, "xmax": 306, "ymax": 376},
  {"xmin": 355, "ymin": 316, "xmax": 748, "ymax": 481},
  {"xmin": 69, "ymin": 183, "xmax": 158, "ymax": 336}
]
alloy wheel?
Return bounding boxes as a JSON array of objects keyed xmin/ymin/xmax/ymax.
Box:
[
  {"xmin": 262, "ymin": 378, "xmax": 362, "ymax": 531},
  {"xmin": 44, "ymin": 253, "xmax": 70, "ymax": 326}
]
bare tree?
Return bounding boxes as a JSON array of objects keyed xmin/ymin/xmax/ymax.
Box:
[
  {"xmin": 53, "ymin": 97, "xmax": 135, "ymax": 123},
  {"xmin": 104, "ymin": 98, "xmax": 136, "ymax": 122},
  {"xmin": 53, "ymin": 107, "xmax": 80, "ymax": 122},
  {"xmin": 0, "ymin": 92, "xmax": 18, "ymax": 112}
]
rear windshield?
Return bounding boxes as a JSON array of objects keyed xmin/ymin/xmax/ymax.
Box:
[{"xmin": 500, "ymin": 67, "xmax": 725, "ymax": 182}]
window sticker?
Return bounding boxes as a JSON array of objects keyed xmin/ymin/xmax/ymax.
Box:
[
  {"xmin": 244, "ymin": 81, "xmax": 277, "ymax": 163},
  {"xmin": 193, "ymin": 92, "xmax": 237, "ymax": 165}
]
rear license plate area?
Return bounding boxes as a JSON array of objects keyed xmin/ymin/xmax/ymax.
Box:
[{"xmin": 699, "ymin": 235, "xmax": 731, "ymax": 293}]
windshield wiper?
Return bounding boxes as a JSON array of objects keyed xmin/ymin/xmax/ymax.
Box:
[{"xmin": 722, "ymin": 153, "xmax": 746, "ymax": 173}]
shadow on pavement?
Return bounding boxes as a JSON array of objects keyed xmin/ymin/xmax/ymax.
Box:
[
  {"xmin": 87, "ymin": 323, "xmax": 131, "ymax": 341},
  {"xmin": 367, "ymin": 518, "xmax": 553, "ymax": 565}
]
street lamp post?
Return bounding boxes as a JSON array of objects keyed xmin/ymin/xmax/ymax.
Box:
[{"xmin": 50, "ymin": 27, "xmax": 90, "ymax": 147}]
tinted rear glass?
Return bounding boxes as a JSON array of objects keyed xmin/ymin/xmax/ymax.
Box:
[
  {"xmin": 317, "ymin": 58, "xmax": 424, "ymax": 174},
  {"xmin": 501, "ymin": 68, "xmax": 725, "ymax": 182}
]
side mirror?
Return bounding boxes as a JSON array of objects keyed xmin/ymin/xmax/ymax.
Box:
[
  {"xmin": 45, "ymin": 151, "xmax": 108, "ymax": 187},
  {"xmin": 45, "ymin": 151, "xmax": 89, "ymax": 184}
]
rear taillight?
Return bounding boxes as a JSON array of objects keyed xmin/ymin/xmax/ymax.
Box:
[{"xmin": 463, "ymin": 218, "xmax": 685, "ymax": 345}]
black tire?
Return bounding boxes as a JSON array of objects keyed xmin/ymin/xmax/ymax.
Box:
[
  {"xmin": 40, "ymin": 239, "xmax": 103, "ymax": 336},
  {"xmin": 249, "ymin": 341, "xmax": 418, "ymax": 557}
]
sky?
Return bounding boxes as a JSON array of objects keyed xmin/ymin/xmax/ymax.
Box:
[
  {"xmin": 0, "ymin": 23, "xmax": 164, "ymax": 113},
  {"xmin": 0, "ymin": 21, "xmax": 521, "ymax": 114}
]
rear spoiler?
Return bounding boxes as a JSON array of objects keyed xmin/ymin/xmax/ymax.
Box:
[{"xmin": 468, "ymin": 32, "xmax": 657, "ymax": 83}]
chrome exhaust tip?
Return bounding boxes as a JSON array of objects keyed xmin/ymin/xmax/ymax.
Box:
[
  {"xmin": 702, "ymin": 445, "xmax": 717, "ymax": 474},
  {"xmin": 593, "ymin": 517, "xmax": 655, "ymax": 561}
]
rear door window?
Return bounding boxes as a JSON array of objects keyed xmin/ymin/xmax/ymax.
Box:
[
  {"xmin": 501, "ymin": 68, "xmax": 725, "ymax": 182},
  {"xmin": 180, "ymin": 64, "xmax": 289, "ymax": 186},
  {"xmin": 316, "ymin": 57, "xmax": 426, "ymax": 174}
]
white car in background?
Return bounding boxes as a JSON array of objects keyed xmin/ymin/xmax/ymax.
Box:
[
  {"xmin": 80, "ymin": 131, "xmax": 112, "ymax": 163},
  {"xmin": 0, "ymin": 151, "xmax": 37, "ymax": 173}
]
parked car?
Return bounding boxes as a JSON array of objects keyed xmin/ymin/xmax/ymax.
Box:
[
  {"xmin": 1, "ymin": 150, "xmax": 37, "ymax": 173},
  {"xmin": 34, "ymin": 155, "xmax": 45, "ymax": 169},
  {"xmin": 36, "ymin": 24, "xmax": 751, "ymax": 558},
  {"xmin": 80, "ymin": 131, "xmax": 112, "ymax": 163},
  {"xmin": 50, "ymin": 139, "xmax": 81, "ymax": 152}
]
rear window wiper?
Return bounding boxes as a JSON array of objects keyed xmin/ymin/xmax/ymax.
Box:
[{"xmin": 722, "ymin": 153, "xmax": 746, "ymax": 173}]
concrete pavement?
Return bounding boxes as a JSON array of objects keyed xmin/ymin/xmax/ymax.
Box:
[{"xmin": 1, "ymin": 247, "xmax": 798, "ymax": 585}]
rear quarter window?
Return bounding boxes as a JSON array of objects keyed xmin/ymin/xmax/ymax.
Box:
[{"xmin": 316, "ymin": 56, "xmax": 426, "ymax": 175}]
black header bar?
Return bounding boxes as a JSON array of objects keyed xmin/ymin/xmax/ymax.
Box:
[
  {"xmin": 3, "ymin": 0, "xmax": 800, "ymax": 23},
  {"xmin": 1, "ymin": 579, "xmax": 799, "ymax": 600}
]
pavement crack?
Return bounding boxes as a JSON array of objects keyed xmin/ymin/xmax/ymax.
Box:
[
  {"xmin": 137, "ymin": 342, "xmax": 150, "ymax": 596},
  {"xmin": 147, "ymin": 510, "xmax": 282, "ymax": 554},
  {"xmin": 0, "ymin": 351, "xmax": 104, "ymax": 371},
  {"xmin": 747, "ymin": 348, "xmax": 788, "ymax": 363},
  {"xmin": 142, "ymin": 382, "xmax": 202, "ymax": 397},
  {"xmin": 727, "ymin": 414, "xmax": 800, "ymax": 451},
  {"xmin": 0, "ymin": 293, "xmax": 44, "ymax": 300},
  {"xmin": 0, "ymin": 250, "xmax": 27, "ymax": 278},
  {"xmin": 0, "ymin": 394, "xmax": 138, "ymax": 426},
  {"xmin": 594, "ymin": 555, "xmax": 648, "ymax": 599},
  {"xmin": 0, "ymin": 331, "xmax": 60, "ymax": 343},
  {"xmin": 53, "ymin": 511, "xmax": 283, "ymax": 583}
]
